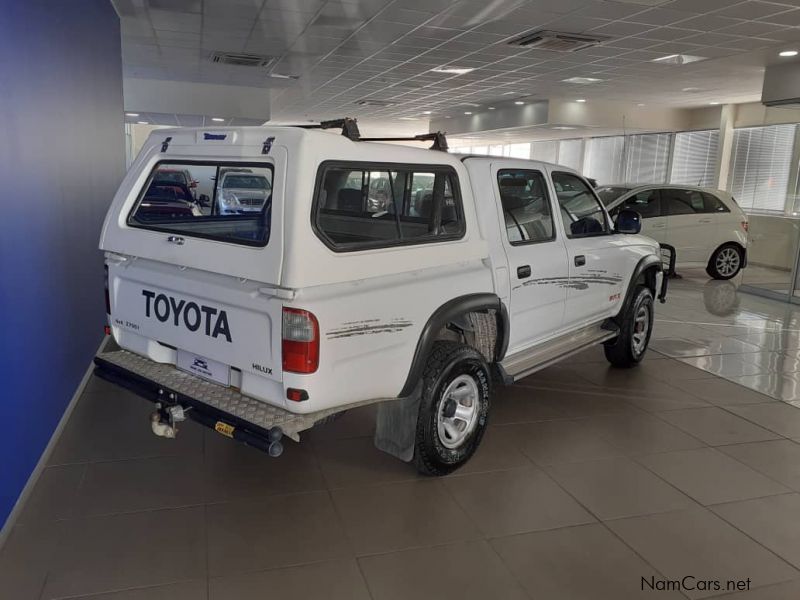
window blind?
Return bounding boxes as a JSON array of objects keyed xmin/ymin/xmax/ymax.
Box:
[
  {"xmin": 530, "ymin": 140, "xmax": 558, "ymax": 163},
  {"xmin": 505, "ymin": 143, "xmax": 530, "ymax": 159},
  {"xmin": 583, "ymin": 136, "xmax": 625, "ymax": 184},
  {"xmin": 728, "ymin": 124, "xmax": 796, "ymax": 214},
  {"xmin": 488, "ymin": 144, "xmax": 504, "ymax": 156},
  {"xmin": 624, "ymin": 133, "xmax": 672, "ymax": 183},
  {"xmin": 558, "ymin": 139, "xmax": 584, "ymax": 171},
  {"xmin": 670, "ymin": 130, "xmax": 719, "ymax": 188}
]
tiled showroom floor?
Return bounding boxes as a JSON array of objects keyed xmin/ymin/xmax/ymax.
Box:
[{"xmin": 5, "ymin": 271, "xmax": 800, "ymax": 599}]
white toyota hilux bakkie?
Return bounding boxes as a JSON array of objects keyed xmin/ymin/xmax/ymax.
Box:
[{"xmin": 95, "ymin": 119, "xmax": 668, "ymax": 475}]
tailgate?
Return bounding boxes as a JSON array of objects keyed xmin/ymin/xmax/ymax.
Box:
[{"xmin": 108, "ymin": 257, "xmax": 282, "ymax": 383}]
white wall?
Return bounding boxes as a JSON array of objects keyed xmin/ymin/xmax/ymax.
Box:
[{"xmin": 123, "ymin": 78, "xmax": 271, "ymax": 121}]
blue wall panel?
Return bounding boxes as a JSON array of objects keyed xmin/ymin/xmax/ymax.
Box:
[{"xmin": 0, "ymin": 0, "xmax": 125, "ymax": 525}]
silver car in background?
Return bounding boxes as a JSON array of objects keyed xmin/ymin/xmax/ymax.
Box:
[{"xmin": 216, "ymin": 172, "xmax": 272, "ymax": 215}]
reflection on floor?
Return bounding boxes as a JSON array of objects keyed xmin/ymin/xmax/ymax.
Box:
[
  {"xmin": 656, "ymin": 267, "xmax": 800, "ymax": 404},
  {"xmin": 3, "ymin": 273, "xmax": 800, "ymax": 599}
]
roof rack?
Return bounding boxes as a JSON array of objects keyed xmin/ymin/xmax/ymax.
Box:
[
  {"xmin": 297, "ymin": 118, "xmax": 361, "ymax": 141},
  {"xmin": 360, "ymin": 132, "xmax": 449, "ymax": 152},
  {"xmin": 295, "ymin": 118, "xmax": 449, "ymax": 151}
]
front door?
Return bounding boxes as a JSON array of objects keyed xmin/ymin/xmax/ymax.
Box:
[
  {"xmin": 614, "ymin": 188, "xmax": 667, "ymax": 244},
  {"xmin": 493, "ymin": 165, "xmax": 569, "ymax": 353},
  {"xmin": 549, "ymin": 170, "xmax": 626, "ymax": 326}
]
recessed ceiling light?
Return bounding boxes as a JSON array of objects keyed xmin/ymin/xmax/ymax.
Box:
[
  {"xmin": 422, "ymin": 110, "xmax": 432, "ymax": 115},
  {"xmin": 514, "ymin": 101, "xmax": 525, "ymax": 105},
  {"xmin": 464, "ymin": 111, "xmax": 473, "ymax": 115},
  {"xmin": 212, "ymin": 117, "xmax": 225, "ymax": 122},
  {"xmin": 136, "ymin": 121, "xmax": 148, "ymax": 125},
  {"xmin": 780, "ymin": 50, "xmax": 798, "ymax": 57},
  {"xmin": 562, "ymin": 77, "xmax": 602, "ymax": 84},
  {"xmin": 125, "ymin": 112, "xmax": 139, "ymax": 117},
  {"xmin": 552, "ymin": 126, "xmax": 577, "ymax": 130},
  {"xmin": 652, "ymin": 54, "xmax": 706, "ymax": 65},
  {"xmin": 575, "ymin": 98, "xmax": 586, "ymax": 103},
  {"xmin": 709, "ymin": 101, "xmax": 720, "ymax": 105},
  {"xmin": 488, "ymin": 106, "xmax": 496, "ymax": 110},
  {"xmin": 430, "ymin": 67, "xmax": 475, "ymax": 75}
]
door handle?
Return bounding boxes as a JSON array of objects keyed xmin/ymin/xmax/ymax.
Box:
[
  {"xmin": 517, "ymin": 265, "xmax": 531, "ymax": 279},
  {"xmin": 167, "ymin": 235, "xmax": 185, "ymax": 245},
  {"xmin": 698, "ymin": 219, "xmax": 712, "ymax": 224},
  {"xmin": 574, "ymin": 255, "xmax": 586, "ymax": 267},
  {"xmin": 651, "ymin": 224, "xmax": 666, "ymax": 229}
]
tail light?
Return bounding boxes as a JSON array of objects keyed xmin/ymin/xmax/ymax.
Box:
[
  {"xmin": 104, "ymin": 265, "xmax": 111, "ymax": 314},
  {"xmin": 282, "ymin": 307, "xmax": 319, "ymax": 374},
  {"xmin": 741, "ymin": 221, "xmax": 749, "ymax": 232}
]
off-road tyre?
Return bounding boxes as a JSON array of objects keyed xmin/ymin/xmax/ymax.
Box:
[
  {"xmin": 604, "ymin": 285, "xmax": 654, "ymax": 368},
  {"xmin": 413, "ymin": 341, "xmax": 491, "ymax": 476}
]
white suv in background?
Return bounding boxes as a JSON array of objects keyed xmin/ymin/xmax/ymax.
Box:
[{"xmin": 597, "ymin": 185, "xmax": 749, "ymax": 279}]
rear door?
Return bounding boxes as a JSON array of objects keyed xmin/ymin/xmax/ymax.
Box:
[
  {"xmin": 661, "ymin": 187, "xmax": 712, "ymax": 262},
  {"xmin": 492, "ymin": 165, "xmax": 569, "ymax": 351}
]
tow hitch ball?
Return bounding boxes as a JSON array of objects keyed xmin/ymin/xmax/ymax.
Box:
[{"xmin": 150, "ymin": 399, "xmax": 184, "ymax": 439}]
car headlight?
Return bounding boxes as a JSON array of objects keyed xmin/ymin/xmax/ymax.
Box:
[{"xmin": 219, "ymin": 191, "xmax": 239, "ymax": 207}]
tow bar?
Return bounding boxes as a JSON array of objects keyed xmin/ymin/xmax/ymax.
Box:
[
  {"xmin": 147, "ymin": 388, "xmax": 284, "ymax": 457},
  {"xmin": 150, "ymin": 391, "xmax": 284, "ymax": 457}
]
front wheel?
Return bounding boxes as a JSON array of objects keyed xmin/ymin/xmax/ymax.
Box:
[
  {"xmin": 707, "ymin": 244, "xmax": 743, "ymax": 280},
  {"xmin": 604, "ymin": 285, "xmax": 654, "ymax": 368},
  {"xmin": 413, "ymin": 341, "xmax": 491, "ymax": 476}
]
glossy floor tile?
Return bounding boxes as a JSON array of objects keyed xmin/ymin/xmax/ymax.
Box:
[{"xmin": 4, "ymin": 273, "xmax": 800, "ymax": 598}]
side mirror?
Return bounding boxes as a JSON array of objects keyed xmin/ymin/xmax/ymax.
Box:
[
  {"xmin": 615, "ymin": 209, "xmax": 642, "ymax": 234},
  {"xmin": 198, "ymin": 194, "xmax": 210, "ymax": 207}
]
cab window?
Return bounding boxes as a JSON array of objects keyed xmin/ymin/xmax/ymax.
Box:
[
  {"xmin": 552, "ymin": 172, "xmax": 610, "ymax": 237},
  {"xmin": 497, "ymin": 169, "xmax": 554, "ymax": 244},
  {"xmin": 314, "ymin": 162, "xmax": 464, "ymax": 250}
]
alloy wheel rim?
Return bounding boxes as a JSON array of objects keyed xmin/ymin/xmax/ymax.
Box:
[
  {"xmin": 716, "ymin": 248, "xmax": 740, "ymax": 277},
  {"xmin": 437, "ymin": 374, "xmax": 480, "ymax": 449}
]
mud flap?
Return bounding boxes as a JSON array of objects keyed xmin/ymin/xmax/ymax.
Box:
[{"xmin": 374, "ymin": 384, "xmax": 422, "ymax": 463}]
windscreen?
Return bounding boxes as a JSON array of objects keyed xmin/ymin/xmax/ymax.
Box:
[{"xmin": 128, "ymin": 161, "xmax": 274, "ymax": 247}]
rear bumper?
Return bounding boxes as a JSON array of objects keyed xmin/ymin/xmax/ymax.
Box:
[{"xmin": 94, "ymin": 349, "xmax": 342, "ymax": 443}]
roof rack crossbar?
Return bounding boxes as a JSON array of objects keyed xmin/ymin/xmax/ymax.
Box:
[
  {"xmin": 296, "ymin": 117, "xmax": 361, "ymax": 141},
  {"xmin": 358, "ymin": 132, "xmax": 449, "ymax": 152}
]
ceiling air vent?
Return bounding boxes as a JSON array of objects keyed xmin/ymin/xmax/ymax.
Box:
[
  {"xmin": 209, "ymin": 52, "xmax": 275, "ymax": 68},
  {"xmin": 355, "ymin": 99, "xmax": 396, "ymax": 107},
  {"xmin": 508, "ymin": 30, "xmax": 610, "ymax": 52}
]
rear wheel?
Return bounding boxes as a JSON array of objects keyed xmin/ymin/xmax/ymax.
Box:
[
  {"xmin": 413, "ymin": 341, "xmax": 491, "ymax": 476},
  {"xmin": 604, "ymin": 285, "xmax": 654, "ymax": 368},
  {"xmin": 707, "ymin": 244, "xmax": 743, "ymax": 280}
]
